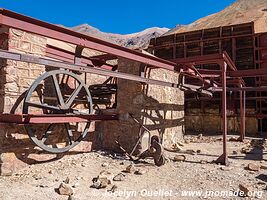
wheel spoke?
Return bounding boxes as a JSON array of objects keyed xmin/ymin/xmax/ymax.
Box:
[
  {"xmin": 25, "ymin": 101, "xmax": 61, "ymax": 111},
  {"xmin": 40, "ymin": 124, "xmax": 54, "ymax": 143},
  {"xmin": 64, "ymin": 123, "xmax": 74, "ymax": 145},
  {"xmin": 65, "ymin": 84, "xmax": 83, "ymax": 108},
  {"xmin": 52, "ymin": 74, "xmax": 65, "ymax": 107}
]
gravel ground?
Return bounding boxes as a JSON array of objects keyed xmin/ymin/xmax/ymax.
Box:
[{"xmin": 0, "ymin": 135, "xmax": 266, "ymax": 200}]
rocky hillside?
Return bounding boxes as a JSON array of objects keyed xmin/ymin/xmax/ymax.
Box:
[
  {"xmin": 166, "ymin": 0, "xmax": 267, "ymax": 35},
  {"xmin": 71, "ymin": 24, "xmax": 169, "ymax": 49}
]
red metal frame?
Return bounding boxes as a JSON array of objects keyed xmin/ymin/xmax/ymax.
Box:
[{"xmin": 0, "ymin": 114, "xmax": 118, "ymax": 124}]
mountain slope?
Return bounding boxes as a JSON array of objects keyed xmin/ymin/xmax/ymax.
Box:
[
  {"xmin": 71, "ymin": 24, "xmax": 169, "ymax": 49},
  {"xmin": 166, "ymin": 0, "xmax": 267, "ymax": 35}
]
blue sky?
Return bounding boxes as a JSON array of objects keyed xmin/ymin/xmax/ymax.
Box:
[{"xmin": 0, "ymin": 0, "xmax": 236, "ymax": 34}]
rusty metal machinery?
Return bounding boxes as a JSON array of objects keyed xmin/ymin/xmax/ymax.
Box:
[{"xmin": 2, "ymin": 9, "xmax": 266, "ymax": 165}]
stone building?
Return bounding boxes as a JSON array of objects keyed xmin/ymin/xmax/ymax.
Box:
[{"xmin": 0, "ymin": 26, "xmax": 184, "ymax": 175}]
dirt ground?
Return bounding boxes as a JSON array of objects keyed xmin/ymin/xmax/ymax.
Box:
[{"xmin": 0, "ymin": 135, "xmax": 266, "ymax": 200}]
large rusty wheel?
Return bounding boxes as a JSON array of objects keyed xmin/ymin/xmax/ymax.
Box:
[{"xmin": 23, "ymin": 70, "xmax": 93, "ymax": 153}]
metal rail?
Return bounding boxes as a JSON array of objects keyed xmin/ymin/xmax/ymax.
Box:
[
  {"xmin": 0, "ymin": 49, "xmax": 180, "ymax": 88},
  {"xmin": 0, "ymin": 114, "xmax": 118, "ymax": 124}
]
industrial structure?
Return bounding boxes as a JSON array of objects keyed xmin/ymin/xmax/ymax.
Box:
[
  {"xmin": 0, "ymin": 9, "xmax": 267, "ymax": 171},
  {"xmin": 149, "ymin": 22, "xmax": 267, "ymax": 137}
]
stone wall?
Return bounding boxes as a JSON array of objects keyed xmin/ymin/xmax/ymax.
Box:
[
  {"xmin": 185, "ymin": 108, "xmax": 257, "ymax": 135},
  {"xmin": 0, "ymin": 28, "xmax": 47, "ymax": 175},
  {"xmin": 99, "ymin": 58, "xmax": 184, "ymax": 153}
]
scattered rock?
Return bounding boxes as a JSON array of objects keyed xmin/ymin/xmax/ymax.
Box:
[
  {"xmin": 220, "ymin": 166, "xmax": 232, "ymax": 171},
  {"xmin": 64, "ymin": 177, "xmax": 70, "ymax": 184},
  {"xmin": 177, "ymin": 142, "xmax": 185, "ymax": 147},
  {"xmin": 200, "ymin": 160, "xmax": 208, "ymax": 164},
  {"xmin": 108, "ymin": 185, "xmax": 118, "ymax": 193},
  {"xmin": 48, "ymin": 170, "xmax": 53, "ymax": 174},
  {"xmin": 101, "ymin": 163, "xmax": 109, "ymax": 167},
  {"xmin": 239, "ymin": 183, "xmax": 253, "ymax": 197},
  {"xmin": 113, "ymin": 173, "xmax": 126, "ymax": 181},
  {"xmin": 184, "ymin": 140, "xmax": 190, "ymax": 144},
  {"xmin": 260, "ymin": 164, "xmax": 267, "ymax": 170},
  {"xmin": 173, "ymin": 155, "xmax": 186, "ymax": 162},
  {"xmin": 124, "ymin": 164, "xmax": 136, "ymax": 173},
  {"xmin": 91, "ymin": 179, "xmax": 102, "ymax": 189},
  {"xmin": 32, "ymin": 174, "xmax": 42, "ymax": 180},
  {"xmin": 91, "ymin": 170, "xmax": 114, "ymax": 189},
  {"xmin": 246, "ymin": 163, "xmax": 260, "ymax": 171},
  {"xmin": 38, "ymin": 184, "xmax": 48, "ymax": 188},
  {"xmin": 241, "ymin": 147, "xmax": 251, "ymax": 154},
  {"xmin": 186, "ymin": 149, "xmax": 196, "ymax": 155},
  {"xmin": 197, "ymin": 134, "xmax": 203, "ymax": 139},
  {"xmin": 119, "ymin": 162, "xmax": 124, "ymax": 165},
  {"xmin": 134, "ymin": 169, "xmax": 146, "ymax": 175},
  {"xmin": 58, "ymin": 183, "xmax": 73, "ymax": 196},
  {"xmin": 232, "ymin": 150, "xmax": 238, "ymax": 155},
  {"xmin": 81, "ymin": 163, "xmax": 86, "ymax": 167},
  {"xmin": 229, "ymin": 137, "xmax": 239, "ymax": 142},
  {"xmin": 196, "ymin": 150, "xmax": 201, "ymax": 154},
  {"xmin": 257, "ymin": 181, "xmax": 266, "ymax": 185},
  {"xmin": 171, "ymin": 143, "xmax": 182, "ymax": 151},
  {"xmin": 68, "ymin": 195, "xmax": 75, "ymax": 200},
  {"xmin": 72, "ymin": 182, "xmax": 79, "ymax": 188}
]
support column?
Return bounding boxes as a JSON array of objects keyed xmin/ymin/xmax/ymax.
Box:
[
  {"xmin": 215, "ymin": 61, "xmax": 229, "ymax": 165},
  {"xmin": 239, "ymin": 84, "xmax": 245, "ymax": 141}
]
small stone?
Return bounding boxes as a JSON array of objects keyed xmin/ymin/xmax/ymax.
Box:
[
  {"xmin": 98, "ymin": 170, "xmax": 113, "ymax": 184},
  {"xmin": 81, "ymin": 163, "xmax": 86, "ymax": 167},
  {"xmin": 91, "ymin": 170, "xmax": 114, "ymax": 189},
  {"xmin": 186, "ymin": 149, "xmax": 196, "ymax": 155},
  {"xmin": 32, "ymin": 174, "xmax": 42, "ymax": 180},
  {"xmin": 196, "ymin": 150, "xmax": 201, "ymax": 154},
  {"xmin": 257, "ymin": 181, "xmax": 266, "ymax": 185},
  {"xmin": 64, "ymin": 177, "xmax": 70, "ymax": 184},
  {"xmin": 72, "ymin": 182, "xmax": 79, "ymax": 188},
  {"xmin": 260, "ymin": 164, "xmax": 267, "ymax": 170},
  {"xmin": 197, "ymin": 134, "xmax": 203, "ymax": 139},
  {"xmin": 91, "ymin": 180, "xmax": 101, "ymax": 189},
  {"xmin": 177, "ymin": 142, "xmax": 185, "ymax": 146},
  {"xmin": 48, "ymin": 170, "xmax": 53, "ymax": 174},
  {"xmin": 239, "ymin": 184, "xmax": 253, "ymax": 197},
  {"xmin": 119, "ymin": 162, "xmax": 124, "ymax": 165},
  {"xmin": 58, "ymin": 183, "xmax": 73, "ymax": 196},
  {"xmin": 184, "ymin": 140, "xmax": 190, "ymax": 144},
  {"xmin": 113, "ymin": 173, "xmax": 126, "ymax": 181},
  {"xmin": 68, "ymin": 195, "xmax": 75, "ymax": 200},
  {"xmin": 200, "ymin": 160, "xmax": 208, "ymax": 164},
  {"xmin": 220, "ymin": 166, "xmax": 231, "ymax": 171},
  {"xmin": 173, "ymin": 155, "xmax": 186, "ymax": 162},
  {"xmin": 229, "ymin": 137, "xmax": 238, "ymax": 142},
  {"xmin": 232, "ymin": 150, "xmax": 238, "ymax": 155},
  {"xmin": 101, "ymin": 163, "xmax": 109, "ymax": 167},
  {"xmin": 247, "ymin": 163, "xmax": 260, "ymax": 171},
  {"xmin": 124, "ymin": 164, "xmax": 136, "ymax": 173},
  {"xmin": 241, "ymin": 147, "xmax": 251, "ymax": 154},
  {"xmin": 134, "ymin": 169, "xmax": 146, "ymax": 175},
  {"xmin": 108, "ymin": 185, "xmax": 118, "ymax": 193}
]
